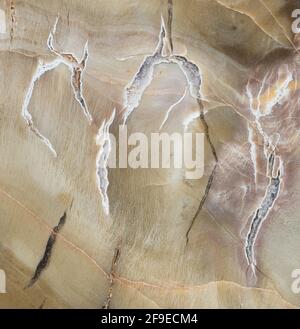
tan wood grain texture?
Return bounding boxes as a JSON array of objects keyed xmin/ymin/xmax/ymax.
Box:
[{"xmin": 0, "ymin": 0, "xmax": 299, "ymax": 308}]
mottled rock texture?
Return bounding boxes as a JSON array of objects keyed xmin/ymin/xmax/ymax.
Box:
[{"xmin": 0, "ymin": 0, "xmax": 300, "ymax": 308}]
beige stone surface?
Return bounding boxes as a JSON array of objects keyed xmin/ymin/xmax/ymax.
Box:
[{"xmin": 0, "ymin": 0, "xmax": 299, "ymax": 308}]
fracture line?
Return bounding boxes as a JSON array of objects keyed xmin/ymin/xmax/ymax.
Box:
[
  {"xmin": 22, "ymin": 59, "xmax": 62, "ymax": 157},
  {"xmin": 96, "ymin": 109, "xmax": 116, "ymax": 216},
  {"xmin": 159, "ymin": 87, "xmax": 187, "ymax": 130}
]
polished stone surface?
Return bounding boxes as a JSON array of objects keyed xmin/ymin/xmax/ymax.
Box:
[{"xmin": 0, "ymin": 0, "xmax": 300, "ymax": 308}]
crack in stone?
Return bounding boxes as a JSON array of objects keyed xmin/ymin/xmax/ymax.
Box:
[
  {"xmin": 185, "ymin": 164, "xmax": 217, "ymax": 245},
  {"xmin": 22, "ymin": 16, "xmax": 92, "ymax": 156},
  {"xmin": 122, "ymin": 15, "xmax": 208, "ymax": 125},
  {"xmin": 245, "ymin": 153, "xmax": 281, "ymax": 278},
  {"xmin": 267, "ymin": 151, "xmax": 274, "ymax": 177},
  {"xmin": 122, "ymin": 16, "xmax": 168, "ymax": 124},
  {"xmin": 102, "ymin": 247, "xmax": 120, "ymax": 309},
  {"xmin": 26, "ymin": 211, "xmax": 67, "ymax": 288},
  {"xmin": 3, "ymin": 184, "xmax": 295, "ymax": 306},
  {"xmin": 244, "ymin": 64, "xmax": 291, "ymax": 280},
  {"xmin": 122, "ymin": 18, "xmax": 218, "ymax": 164},
  {"xmin": 170, "ymin": 55, "xmax": 202, "ymax": 99},
  {"xmin": 22, "ymin": 58, "xmax": 62, "ymax": 157},
  {"xmin": 22, "ymin": 16, "xmax": 92, "ymax": 157},
  {"xmin": 159, "ymin": 87, "xmax": 187, "ymax": 130},
  {"xmin": 167, "ymin": 0, "xmax": 173, "ymax": 54},
  {"xmin": 121, "ymin": 6, "xmax": 220, "ymax": 246},
  {"xmin": 9, "ymin": 0, "xmax": 15, "ymax": 44},
  {"xmin": 47, "ymin": 17, "xmax": 93, "ymax": 124},
  {"xmin": 197, "ymin": 99, "xmax": 218, "ymax": 163},
  {"xmin": 96, "ymin": 109, "xmax": 115, "ymax": 216}
]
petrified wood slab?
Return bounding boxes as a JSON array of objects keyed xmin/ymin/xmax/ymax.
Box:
[{"xmin": 0, "ymin": 0, "xmax": 300, "ymax": 308}]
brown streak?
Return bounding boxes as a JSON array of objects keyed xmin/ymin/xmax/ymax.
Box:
[
  {"xmin": 9, "ymin": 0, "xmax": 15, "ymax": 44},
  {"xmin": 26, "ymin": 212, "xmax": 66, "ymax": 288},
  {"xmin": 0, "ymin": 188, "xmax": 294, "ymax": 307},
  {"xmin": 102, "ymin": 248, "xmax": 120, "ymax": 309},
  {"xmin": 167, "ymin": 0, "xmax": 173, "ymax": 53},
  {"xmin": 198, "ymin": 98, "xmax": 218, "ymax": 163},
  {"xmin": 186, "ymin": 164, "xmax": 217, "ymax": 245}
]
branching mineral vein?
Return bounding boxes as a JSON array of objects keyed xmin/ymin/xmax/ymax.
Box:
[
  {"xmin": 170, "ymin": 55, "xmax": 202, "ymax": 99},
  {"xmin": 245, "ymin": 156, "xmax": 281, "ymax": 272},
  {"xmin": 159, "ymin": 87, "xmax": 187, "ymax": 130},
  {"xmin": 122, "ymin": 15, "xmax": 218, "ymax": 163},
  {"xmin": 22, "ymin": 16, "xmax": 92, "ymax": 156},
  {"xmin": 26, "ymin": 212, "xmax": 67, "ymax": 288},
  {"xmin": 47, "ymin": 18, "xmax": 92, "ymax": 124},
  {"xmin": 122, "ymin": 5, "xmax": 219, "ymax": 244},
  {"xmin": 122, "ymin": 16, "xmax": 168, "ymax": 124},
  {"xmin": 96, "ymin": 110, "xmax": 115, "ymax": 216},
  {"xmin": 244, "ymin": 64, "xmax": 292, "ymax": 276},
  {"xmin": 122, "ymin": 13, "xmax": 217, "ymax": 149},
  {"xmin": 22, "ymin": 59, "xmax": 62, "ymax": 157}
]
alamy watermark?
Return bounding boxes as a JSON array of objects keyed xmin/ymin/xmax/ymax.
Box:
[
  {"xmin": 106, "ymin": 126, "xmax": 205, "ymax": 180},
  {"xmin": 0, "ymin": 269, "xmax": 6, "ymax": 293},
  {"xmin": 291, "ymin": 269, "xmax": 300, "ymax": 294},
  {"xmin": 292, "ymin": 9, "xmax": 300, "ymax": 33}
]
